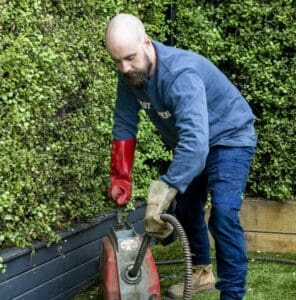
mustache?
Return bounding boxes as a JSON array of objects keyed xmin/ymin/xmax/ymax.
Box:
[{"xmin": 124, "ymin": 71, "xmax": 141, "ymax": 78}]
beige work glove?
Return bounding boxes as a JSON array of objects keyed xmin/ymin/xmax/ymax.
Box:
[{"xmin": 144, "ymin": 180, "xmax": 178, "ymax": 239}]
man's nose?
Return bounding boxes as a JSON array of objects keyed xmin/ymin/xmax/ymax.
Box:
[{"xmin": 120, "ymin": 61, "xmax": 132, "ymax": 73}]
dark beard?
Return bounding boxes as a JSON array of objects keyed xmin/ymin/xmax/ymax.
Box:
[
  {"xmin": 123, "ymin": 71, "xmax": 149, "ymax": 88},
  {"xmin": 123, "ymin": 54, "xmax": 152, "ymax": 88}
]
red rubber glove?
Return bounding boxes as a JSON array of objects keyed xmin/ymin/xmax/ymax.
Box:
[{"xmin": 109, "ymin": 139, "xmax": 136, "ymax": 206}]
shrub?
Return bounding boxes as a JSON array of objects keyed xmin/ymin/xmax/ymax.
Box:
[
  {"xmin": 174, "ymin": 0, "xmax": 295, "ymax": 201},
  {"xmin": 0, "ymin": 0, "xmax": 171, "ymax": 248}
]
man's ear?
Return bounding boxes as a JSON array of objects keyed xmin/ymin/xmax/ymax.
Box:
[{"xmin": 143, "ymin": 35, "xmax": 151, "ymax": 49}]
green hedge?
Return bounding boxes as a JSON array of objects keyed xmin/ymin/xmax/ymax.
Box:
[
  {"xmin": 175, "ymin": 0, "xmax": 295, "ymax": 201},
  {"xmin": 0, "ymin": 0, "xmax": 171, "ymax": 249},
  {"xmin": 0, "ymin": 0, "xmax": 295, "ymax": 249}
]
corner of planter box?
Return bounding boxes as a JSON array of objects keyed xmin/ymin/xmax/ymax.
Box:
[{"xmin": 0, "ymin": 202, "xmax": 146, "ymax": 300}]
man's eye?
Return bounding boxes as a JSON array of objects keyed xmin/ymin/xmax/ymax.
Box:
[
  {"xmin": 127, "ymin": 55, "xmax": 135, "ymax": 61},
  {"xmin": 112, "ymin": 58, "xmax": 120, "ymax": 65}
]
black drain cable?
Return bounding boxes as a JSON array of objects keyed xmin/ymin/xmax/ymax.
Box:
[
  {"xmin": 155, "ymin": 255, "xmax": 296, "ymax": 286},
  {"xmin": 155, "ymin": 256, "xmax": 296, "ymax": 266}
]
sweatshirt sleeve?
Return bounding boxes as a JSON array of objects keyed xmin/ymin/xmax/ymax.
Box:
[
  {"xmin": 160, "ymin": 70, "xmax": 209, "ymax": 193},
  {"xmin": 112, "ymin": 78, "xmax": 141, "ymax": 140}
]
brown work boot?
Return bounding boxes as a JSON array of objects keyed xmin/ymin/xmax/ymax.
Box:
[{"xmin": 167, "ymin": 264, "xmax": 215, "ymax": 299}]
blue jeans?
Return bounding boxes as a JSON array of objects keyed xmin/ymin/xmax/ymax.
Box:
[{"xmin": 174, "ymin": 146, "xmax": 255, "ymax": 300}]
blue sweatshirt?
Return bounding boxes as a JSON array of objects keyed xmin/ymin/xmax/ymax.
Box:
[{"xmin": 112, "ymin": 41, "xmax": 257, "ymax": 193}]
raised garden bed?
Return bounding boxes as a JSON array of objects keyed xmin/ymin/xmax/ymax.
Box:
[
  {"xmin": 241, "ymin": 199, "xmax": 296, "ymax": 253},
  {"xmin": 0, "ymin": 204, "xmax": 145, "ymax": 300},
  {"xmin": 206, "ymin": 198, "xmax": 296, "ymax": 253}
]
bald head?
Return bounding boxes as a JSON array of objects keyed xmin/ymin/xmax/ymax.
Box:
[
  {"xmin": 105, "ymin": 14, "xmax": 156, "ymax": 85},
  {"xmin": 105, "ymin": 14, "xmax": 146, "ymax": 49}
]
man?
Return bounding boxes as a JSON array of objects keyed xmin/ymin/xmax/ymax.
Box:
[{"xmin": 105, "ymin": 13, "xmax": 257, "ymax": 300}]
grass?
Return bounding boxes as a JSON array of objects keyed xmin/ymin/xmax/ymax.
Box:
[{"xmin": 73, "ymin": 242, "xmax": 296, "ymax": 300}]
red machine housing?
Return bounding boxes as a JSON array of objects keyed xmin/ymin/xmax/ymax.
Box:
[{"xmin": 101, "ymin": 227, "xmax": 161, "ymax": 300}]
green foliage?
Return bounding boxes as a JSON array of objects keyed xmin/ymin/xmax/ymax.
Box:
[
  {"xmin": 0, "ymin": 0, "xmax": 295, "ymax": 248},
  {"xmin": 175, "ymin": 0, "xmax": 295, "ymax": 201},
  {"xmin": 0, "ymin": 0, "xmax": 170, "ymax": 248}
]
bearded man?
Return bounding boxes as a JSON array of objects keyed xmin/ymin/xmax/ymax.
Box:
[{"xmin": 105, "ymin": 13, "xmax": 257, "ymax": 300}]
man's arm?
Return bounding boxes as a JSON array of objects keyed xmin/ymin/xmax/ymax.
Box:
[
  {"xmin": 109, "ymin": 79, "xmax": 141, "ymax": 205},
  {"xmin": 112, "ymin": 79, "xmax": 141, "ymax": 140},
  {"xmin": 161, "ymin": 70, "xmax": 209, "ymax": 193}
]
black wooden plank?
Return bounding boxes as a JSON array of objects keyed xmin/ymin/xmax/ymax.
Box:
[
  {"xmin": 0, "ymin": 217, "xmax": 114, "ymax": 283},
  {"xmin": 0, "ymin": 239, "xmax": 102, "ymax": 299},
  {"xmin": 13, "ymin": 257, "xmax": 99, "ymax": 300},
  {"xmin": 52, "ymin": 275, "xmax": 98, "ymax": 300},
  {"xmin": 133, "ymin": 219, "xmax": 145, "ymax": 235},
  {"xmin": 126, "ymin": 204, "xmax": 145, "ymax": 224},
  {"xmin": 0, "ymin": 211, "xmax": 119, "ymax": 283}
]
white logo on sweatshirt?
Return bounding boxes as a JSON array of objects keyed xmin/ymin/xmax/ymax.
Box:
[
  {"xmin": 157, "ymin": 111, "xmax": 171, "ymax": 119},
  {"xmin": 137, "ymin": 99, "xmax": 171, "ymax": 119},
  {"xmin": 138, "ymin": 100, "xmax": 151, "ymax": 109}
]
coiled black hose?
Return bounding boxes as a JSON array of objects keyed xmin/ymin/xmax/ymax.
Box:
[
  {"xmin": 160, "ymin": 214, "xmax": 192, "ymax": 300},
  {"xmin": 128, "ymin": 214, "xmax": 193, "ymax": 300}
]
